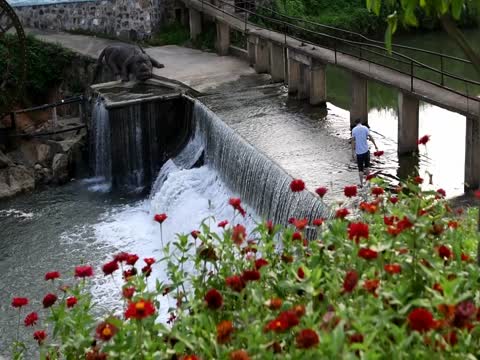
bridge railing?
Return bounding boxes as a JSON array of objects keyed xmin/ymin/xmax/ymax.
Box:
[{"xmin": 200, "ymin": 0, "xmax": 480, "ymax": 110}]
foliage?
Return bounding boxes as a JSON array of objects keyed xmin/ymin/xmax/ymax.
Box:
[
  {"xmin": 0, "ymin": 35, "xmax": 75, "ymax": 108},
  {"xmin": 192, "ymin": 22, "xmax": 217, "ymax": 51},
  {"xmin": 9, "ymin": 176, "xmax": 480, "ymax": 359},
  {"xmin": 146, "ymin": 22, "xmax": 190, "ymax": 47}
]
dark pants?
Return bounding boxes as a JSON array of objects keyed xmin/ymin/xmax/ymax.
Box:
[{"xmin": 356, "ymin": 151, "xmax": 370, "ymax": 172}]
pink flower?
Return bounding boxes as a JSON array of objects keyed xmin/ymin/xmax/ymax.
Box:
[{"xmin": 290, "ymin": 179, "xmax": 305, "ymax": 192}]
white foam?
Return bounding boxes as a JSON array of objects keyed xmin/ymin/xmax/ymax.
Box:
[{"xmin": 0, "ymin": 209, "xmax": 34, "ymax": 219}]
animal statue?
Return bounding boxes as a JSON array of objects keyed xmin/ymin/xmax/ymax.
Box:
[{"xmin": 93, "ymin": 44, "xmax": 164, "ymax": 83}]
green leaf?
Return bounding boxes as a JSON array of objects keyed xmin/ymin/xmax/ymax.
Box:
[{"xmin": 451, "ymin": 0, "xmax": 463, "ymax": 19}]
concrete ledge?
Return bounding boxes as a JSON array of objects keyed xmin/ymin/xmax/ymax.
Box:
[{"xmin": 229, "ymin": 45, "xmax": 248, "ymax": 61}]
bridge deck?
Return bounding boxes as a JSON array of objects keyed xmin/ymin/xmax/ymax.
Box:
[{"xmin": 185, "ymin": 0, "xmax": 480, "ymax": 118}]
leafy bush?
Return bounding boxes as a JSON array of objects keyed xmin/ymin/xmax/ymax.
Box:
[
  {"xmin": 147, "ymin": 22, "xmax": 191, "ymax": 47},
  {"xmin": 9, "ymin": 175, "xmax": 480, "ymax": 359}
]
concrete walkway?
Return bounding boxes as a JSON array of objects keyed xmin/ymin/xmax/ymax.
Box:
[
  {"xmin": 183, "ymin": 0, "xmax": 480, "ymax": 118},
  {"xmin": 26, "ymin": 29, "xmax": 258, "ymax": 93}
]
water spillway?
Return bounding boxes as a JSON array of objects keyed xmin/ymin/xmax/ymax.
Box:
[{"xmin": 90, "ymin": 79, "xmax": 330, "ymax": 223}]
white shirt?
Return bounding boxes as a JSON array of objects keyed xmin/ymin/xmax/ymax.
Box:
[{"xmin": 351, "ymin": 124, "xmax": 369, "ymax": 155}]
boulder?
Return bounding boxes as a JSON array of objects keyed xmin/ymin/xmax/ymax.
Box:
[
  {"xmin": 52, "ymin": 153, "xmax": 69, "ymax": 184},
  {"xmin": 0, "ymin": 165, "xmax": 35, "ymax": 199},
  {"xmin": 0, "ymin": 150, "xmax": 13, "ymax": 169},
  {"xmin": 36, "ymin": 143, "xmax": 52, "ymax": 165}
]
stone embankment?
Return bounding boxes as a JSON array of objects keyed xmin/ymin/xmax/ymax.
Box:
[{"xmin": 0, "ymin": 118, "xmax": 86, "ymax": 199}]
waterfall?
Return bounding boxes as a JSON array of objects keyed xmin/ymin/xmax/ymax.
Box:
[
  {"xmin": 90, "ymin": 98, "xmax": 112, "ymax": 190},
  {"xmin": 185, "ymin": 99, "xmax": 331, "ymax": 224}
]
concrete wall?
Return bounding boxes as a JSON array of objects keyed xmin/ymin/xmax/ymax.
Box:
[{"xmin": 13, "ymin": 0, "xmax": 167, "ymax": 40}]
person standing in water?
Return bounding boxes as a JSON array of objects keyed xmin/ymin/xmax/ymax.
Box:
[{"xmin": 351, "ymin": 118, "xmax": 378, "ymax": 187}]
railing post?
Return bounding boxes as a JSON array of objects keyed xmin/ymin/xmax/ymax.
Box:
[
  {"xmin": 410, "ymin": 60, "xmax": 414, "ymax": 92},
  {"xmin": 334, "ymin": 41, "xmax": 337, "ymax": 64},
  {"xmin": 440, "ymin": 56, "xmax": 444, "ymax": 86},
  {"xmin": 359, "ymin": 44, "xmax": 362, "ymax": 59},
  {"xmin": 244, "ymin": 8, "xmax": 247, "ymax": 32}
]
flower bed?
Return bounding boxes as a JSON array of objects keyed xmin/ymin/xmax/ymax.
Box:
[{"xmin": 9, "ymin": 176, "xmax": 480, "ymax": 359}]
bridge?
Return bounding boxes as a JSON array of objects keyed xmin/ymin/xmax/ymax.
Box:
[{"xmin": 181, "ymin": 0, "xmax": 480, "ymax": 189}]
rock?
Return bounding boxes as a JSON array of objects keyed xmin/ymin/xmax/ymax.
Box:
[
  {"xmin": 34, "ymin": 163, "xmax": 43, "ymax": 171},
  {"xmin": 0, "ymin": 150, "xmax": 13, "ymax": 169},
  {"xmin": 0, "ymin": 166, "xmax": 35, "ymax": 199},
  {"xmin": 36, "ymin": 143, "xmax": 51, "ymax": 165},
  {"xmin": 52, "ymin": 153, "xmax": 69, "ymax": 184}
]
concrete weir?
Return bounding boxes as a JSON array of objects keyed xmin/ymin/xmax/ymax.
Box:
[{"xmin": 89, "ymin": 78, "xmax": 195, "ymax": 190}]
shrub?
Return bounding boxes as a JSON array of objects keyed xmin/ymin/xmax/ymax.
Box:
[{"xmin": 9, "ymin": 176, "xmax": 480, "ymax": 359}]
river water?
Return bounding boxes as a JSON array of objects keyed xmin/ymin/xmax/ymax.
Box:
[{"xmin": 1, "ymin": 29, "xmax": 479, "ymax": 357}]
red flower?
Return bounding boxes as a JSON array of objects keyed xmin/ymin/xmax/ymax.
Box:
[
  {"xmin": 226, "ymin": 275, "xmax": 246, "ymax": 292},
  {"xmin": 265, "ymin": 310, "xmax": 299, "ymax": 332},
  {"xmin": 290, "ymin": 179, "xmax": 305, "ymax": 192},
  {"xmin": 384, "ymin": 263, "xmax": 401, "ymax": 274},
  {"xmin": 398, "ymin": 216, "xmax": 413, "ymax": 230},
  {"xmin": 12, "ymin": 297, "xmax": 28, "ymax": 308},
  {"xmin": 154, "ymin": 213, "xmax": 167, "ymax": 224},
  {"xmin": 265, "ymin": 220, "xmax": 274, "ymax": 234},
  {"xmin": 371, "ymin": 187, "xmax": 384, "ymax": 196},
  {"xmin": 33, "ymin": 330, "xmax": 47, "ymax": 344},
  {"xmin": 417, "ymin": 135, "xmax": 430, "ymax": 145},
  {"xmin": 113, "ymin": 252, "xmax": 129, "ymax": 263},
  {"xmin": 359, "ymin": 201, "xmax": 378, "ymax": 214},
  {"xmin": 433, "ymin": 283, "xmax": 444, "ymax": 295},
  {"xmin": 414, "ymin": 176, "xmax": 424, "ymax": 184},
  {"xmin": 389, "ymin": 196, "xmax": 399, "ymax": 204},
  {"xmin": 217, "ymin": 320, "xmax": 233, "ymax": 344},
  {"xmin": 342, "ymin": 270, "xmax": 358, "ymax": 294},
  {"xmin": 297, "ymin": 267, "xmax": 305, "ymax": 279},
  {"xmin": 126, "ymin": 254, "xmax": 139, "ymax": 266},
  {"xmin": 358, "ymin": 247, "xmax": 378, "ymax": 260},
  {"xmin": 373, "ymin": 150, "xmax": 384, "ymax": 157},
  {"xmin": 255, "ymin": 258, "xmax": 269, "ymax": 270},
  {"xmin": 242, "ymin": 269, "xmax": 261, "ymax": 282},
  {"xmin": 229, "ymin": 197, "xmax": 246, "ymax": 217},
  {"xmin": 363, "ymin": 279, "xmax": 379, "ymax": 296},
  {"xmin": 189, "ymin": 230, "xmax": 200, "ymax": 240},
  {"xmin": 344, "ymin": 185, "xmax": 358, "ymax": 197},
  {"xmin": 475, "ymin": 190, "xmax": 480, "ymax": 199},
  {"xmin": 217, "ymin": 320, "xmax": 234, "ymax": 344},
  {"xmin": 75, "ymin": 265, "xmax": 93, "ymax": 278},
  {"xmin": 205, "ymin": 289, "xmax": 223, "ymax": 309},
  {"xmin": 437, "ymin": 245, "xmax": 452, "ymax": 260},
  {"xmin": 45, "ymin": 271, "xmax": 60, "ymax": 281},
  {"xmin": 268, "ymin": 298, "xmax": 283, "ymax": 310},
  {"xmin": 448, "ymin": 221, "xmax": 459, "ymax": 229},
  {"xmin": 229, "ymin": 350, "xmax": 250, "ymax": 360},
  {"xmin": 122, "ymin": 287, "xmax": 135, "ymax": 299},
  {"xmin": 461, "ymin": 252, "xmax": 471, "ymax": 262},
  {"xmin": 142, "ymin": 265, "xmax": 152, "ymax": 277},
  {"xmin": 102, "ymin": 260, "xmax": 119, "ymax": 276},
  {"xmin": 349, "ymin": 333, "xmax": 364, "ymax": 343},
  {"xmin": 335, "ymin": 208, "xmax": 350, "ymax": 219},
  {"xmin": 24, "ymin": 312, "xmax": 38, "ymax": 327},
  {"xmin": 443, "ymin": 331, "xmax": 458, "ymax": 346},
  {"xmin": 288, "ymin": 217, "xmax": 296, "ymax": 224},
  {"xmin": 180, "ymin": 356, "xmax": 201, "ymax": 360},
  {"xmin": 66, "ymin": 296, "xmax": 78, "ymax": 308},
  {"xmin": 96, "ymin": 321, "xmax": 117, "ymax": 341},
  {"xmin": 383, "ymin": 215, "xmax": 398, "ymax": 226},
  {"xmin": 293, "ymin": 218, "xmax": 308, "ymax": 230},
  {"xmin": 315, "ymin": 187, "xmax": 328, "ymax": 198},
  {"xmin": 232, "ymin": 224, "xmax": 246, "ymax": 246},
  {"xmin": 218, "ymin": 220, "xmax": 229, "ymax": 228},
  {"xmin": 312, "ymin": 218, "xmax": 324, "ymax": 226},
  {"xmin": 348, "ymin": 222, "xmax": 369, "ymax": 243},
  {"xmin": 454, "ymin": 300, "xmax": 476, "ymax": 327},
  {"xmin": 437, "ymin": 188, "xmax": 446, "ymax": 197},
  {"xmin": 296, "ymin": 329, "xmax": 319, "ymax": 349},
  {"xmin": 144, "ymin": 257, "xmax": 155, "ymax": 266},
  {"xmin": 125, "ymin": 299, "xmax": 156, "ymax": 319},
  {"xmin": 408, "ymin": 308, "xmax": 435, "ymax": 332},
  {"xmin": 292, "ymin": 231, "xmax": 302, "ymax": 241},
  {"xmin": 42, "ymin": 293, "xmax": 57, "ymax": 308}
]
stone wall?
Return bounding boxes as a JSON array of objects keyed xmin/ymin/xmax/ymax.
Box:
[{"xmin": 13, "ymin": 0, "xmax": 168, "ymax": 40}]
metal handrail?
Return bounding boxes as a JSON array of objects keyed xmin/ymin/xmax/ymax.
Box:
[
  {"xmin": 13, "ymin": 95, "xmax": 84, "ymax": 114},
  {"xmin": 201, "ymin": 0, "xmax": 480, "ymax": 104}
]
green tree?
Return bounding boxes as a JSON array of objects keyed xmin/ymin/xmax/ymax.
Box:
[{"xmin": 368, "ymin": 0, "xmax": 480, "ymax": 74}]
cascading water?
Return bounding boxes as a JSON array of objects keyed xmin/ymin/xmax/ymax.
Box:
[
  {"xmin": 190, "ymin": 99, "xmax": 331, "ymax": 224},
  {"xmin": 89, "ymin": 98, "xmax": 112, "ymax": 191}
]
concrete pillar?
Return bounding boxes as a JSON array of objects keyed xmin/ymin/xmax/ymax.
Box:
[
  {"xmin": 397, "ymin": 92, "xmax": 419, "ymax": 155},
  {"xmin": 254, "ymin": 38, "xmax": 269, "ymax": 74},
  {"xmin": 189, "ymin": 8, "xmax": 202, "ymax": 41},
  {"xmin": 350, "ymin": 73, "xmax": 368, "ymax": 127},
  {"xmin": 269, "ymin": 42, "xmax": 285, "ymax": 82},
  {"xmin": 309, "ymin": 60, "xmax": 326, "ymax": 106},
  {"xmin": 465, "ymin": 116, "xmax": 480, "ymax": 190},
  {"xmin": 297, "ymin": 64, "xmax": 309, "ymax": 100},
  {"xmin": 215, "ymin": 21, "xmax": 230, "ymax": 56},
  {"xmin": 288, "ymin": 56, "xmax": 300, "ymax": 95},
  {"xmin": 247, "ymin": 35, "xmax": 256, "ymax": 66}
]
